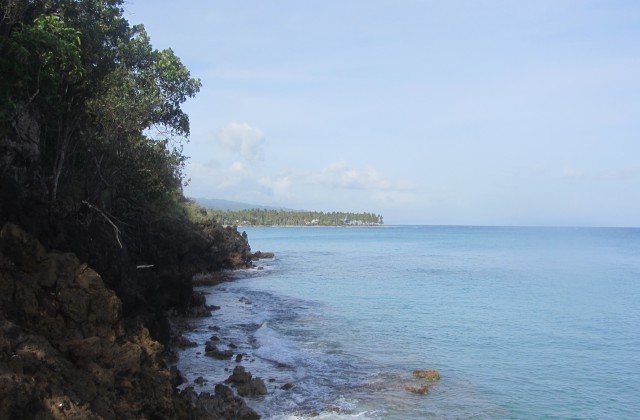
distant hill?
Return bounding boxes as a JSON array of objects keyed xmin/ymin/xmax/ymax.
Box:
[{"xmin": 191, "ymin": 197, "xmax": 290, "ymax": 211}]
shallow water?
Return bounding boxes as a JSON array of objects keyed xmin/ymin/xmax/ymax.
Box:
[{"xmin": 178, "ymin": 226, "xmax": 640, "ymax": 419}]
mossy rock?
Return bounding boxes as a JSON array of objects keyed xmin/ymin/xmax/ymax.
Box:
[
  {"xmin": 405, "ymin": 384, "xmax": 431, "ymax": 395},
  {"xmin": 413, "ymin": 369, "xmax": 440, "ymax": 381}
]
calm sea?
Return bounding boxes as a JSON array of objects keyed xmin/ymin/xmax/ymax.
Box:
[{"xmin": 177, "ymin": 226, "xmax": 640, "ymax": 419}]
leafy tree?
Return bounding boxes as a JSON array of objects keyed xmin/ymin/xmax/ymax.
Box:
[{"xmin": 1, "ymin": 0, "xmax": 200, "ymax": 211}]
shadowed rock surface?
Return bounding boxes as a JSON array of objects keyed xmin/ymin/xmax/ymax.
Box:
[{"xmin": 0, "ymin": 223, "xmax": 259, "ymax": 418}]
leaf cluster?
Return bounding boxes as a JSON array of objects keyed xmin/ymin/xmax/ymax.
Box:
[{"xmin": 0, "ymin": 0, "xmax": 201, "ymax": 216}]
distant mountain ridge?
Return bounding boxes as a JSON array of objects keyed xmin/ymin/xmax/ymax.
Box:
[{"xmin": 191, "ymin": 197, "xmax": 291, "ymax": 211}]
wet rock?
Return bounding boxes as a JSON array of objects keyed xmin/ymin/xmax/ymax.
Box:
[
  {"xmin": 413, "ymin": 369, "xmax": 440, "ymax": 381},
  {"xmin": 194, "ymin": 376, "xmax": 206, "ymax": 385},
  {"xmin": 235, "ymin": 354, "xmax": 243, "ymax": 363},
  {"xmin": 237, "ymin": 378, "xmax": 267, "ymax": 397},
  {"xmin": 251, "ymin": 251, "xmax": 275, "ymax": 261},
  {"xmin": 209, "ymin": 335, "xmax": 220, "ymax": 341},
  {"xmin": 227, "ymin": 366, "xmax": 252, "ymax": 384},
  {"xmin": 281, "ymin": 383, "xmax": 294, "ymax": 391},
  {"xmin": 176, "ymin": 336, "xmax": 198, "ymax": 348},
  {"xmin": 208, "ymin": 325, "xmax": 220, "ymax": 331},
  {"xmin": 405, "ymin": 384, "xmax": 432, "ymax": 395},
  {"xmin": 170, "ymin": 366, "xmax": 185, "ymax": 388},
  {"xmin": 204, "ymin": 341, "xmax": 234, "ymax": 360},
  {"xmin": 187, "ymin": 292, "xmax": 213, "ymax": 317},
  {"xmin": 239, "ymin": 297, "xmax": 252, "ymax": 305},
  {"xmin": 195, "ymin": 384, "xmax": 260, "ymax": 419}
]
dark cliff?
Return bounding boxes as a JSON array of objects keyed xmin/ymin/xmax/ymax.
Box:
[{"xmin": 0, "ymin": 97, "xmax": 258, "ymax": 419}]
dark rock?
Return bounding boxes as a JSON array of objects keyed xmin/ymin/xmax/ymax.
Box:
[
  {"xmin": 208, "ymin": 326, "xmax": 220, "ymax": 331},
  {"xmin": 195, "ymin": 384, "xmax": 260, "ymax": 419},
  {"xmin": 194, "ymin": 376, "xmax": 206, "ymax": 385},
  {"xmin": 235, "ymin": 354, "xmax": 243, "ymax": 363},
  {"xmin": 239, "ymin": 297, "xmax": 252, "ymax": 305},
  {"xmin": 205, "ymin": 341, "xmax": 216, "ymax": 353},
  {"xmin": 176, "ymin": 336, "xmax": 198, "ymax": 348},
  {"xmin": 170, "ymin": 366, "xmax": 185, "ymax": 388},
  {"xmin": 237, "ymin": 378, "xmax": 267, "ymax": 397},
  {"xmin": 251, "ymin": 251, "xmax": 275, "ymax": 261},
  {"xmin": 0, "ymin": 224, "xmax": 193, "ymax": 419},
  {"xmin": 204, "ymin": 341, "xmax": 234, "ymax": 360},
  {"xmin": 281, "ymin": 383, "xmax": 294, "ymax": 391},
  {"xmin": 226, "ymin": 366, "xmax": 252, "ymax": 384}
]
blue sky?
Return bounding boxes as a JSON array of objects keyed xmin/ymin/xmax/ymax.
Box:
[{"xmin": 124, "ymin": 1, "xmax": 640, "ymax": 226}]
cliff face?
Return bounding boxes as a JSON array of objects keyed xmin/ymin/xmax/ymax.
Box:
[
  {"xmin": 0, "ymin": 126, "xmax": 258, "ymax": 417},
  {"xmin": 0, "ymin": 168, "xmax": 252, "ymax": 344},
  {"xmin": 0, "ymin": 223, "xmax": 260, "ymax": 419},
  {"xmin": 0, "ymin": 223, "xmax": 189, "ymax": 418}
]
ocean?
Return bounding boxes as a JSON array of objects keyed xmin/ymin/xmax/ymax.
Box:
[{"xmin": 177, "ymin": 226, "xmax": 640, "ymax": 419}]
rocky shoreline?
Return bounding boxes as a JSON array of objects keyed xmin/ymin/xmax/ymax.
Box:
[
  {"xmin": 0, "ymin": 222, "xmax": 269, "ymax": 419},
  {"xmin": 167, "ymin": 254, "xmax": 283, "ymax": 419}
]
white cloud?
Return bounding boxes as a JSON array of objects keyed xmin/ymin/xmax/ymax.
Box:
[
  {"xmin": 217, "ymin": 122, "xmax": 265, "ymax": 162},
  {"xmin": 230, "ymin": 160, "xmax": 246, "ymax": 173},
  {"xmin": 317, "ymin": 161, "xmax": 394, "ymax": 190},
  {"xmin": 259, "ymin": 174, "xmax": 293, "ymax": 198}
]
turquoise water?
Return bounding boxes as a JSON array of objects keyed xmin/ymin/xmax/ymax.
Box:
[{"xmin": 179, "ymin": 226, "xmax": 640, "ymax": 419}]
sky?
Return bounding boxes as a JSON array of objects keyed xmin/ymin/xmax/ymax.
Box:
[{"xmin": 123, "ymin": 0, "xmax": 640, "ymax": 226}]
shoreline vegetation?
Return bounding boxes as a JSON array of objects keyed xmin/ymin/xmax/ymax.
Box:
[
  {"xmin": 183, "ymin": 201, "xmax": 384, "ymax": 227},
  {"xmin": 1, "ymin": 1, "xmax": 260, "ymax": 418}
]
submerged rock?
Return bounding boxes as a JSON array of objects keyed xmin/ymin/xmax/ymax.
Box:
[
  {"xmin": 413, "ymin": 370, "xmax": 441, "ymax": 381},
  {"xmin": 405, "ymin": 384, "xmax": 432, "ymax": 395}
]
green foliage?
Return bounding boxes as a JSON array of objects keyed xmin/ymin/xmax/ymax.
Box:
[
  {"xmin": 0, "ymin": 14, "xmax": 83, "ymax": 120},
  {"xmin": 198, "ymin": 207, "xmax": 384, "ymax": 227},
  {"xmin": 0, "ymin": 0, "xmax": 200, "ymax": 211}
]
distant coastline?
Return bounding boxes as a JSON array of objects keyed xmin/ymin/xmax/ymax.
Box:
[
  {"xmin": 232, "ymin": 224, "xmax": 388, "ymax": 229},
  {"xmin": 187, "ymin": 199, "xmax": 385, "ymax": 228}
]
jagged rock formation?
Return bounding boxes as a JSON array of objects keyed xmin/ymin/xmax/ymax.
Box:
[
  {"xmin": 0, "ymin": 223, "xmax": 187, "ymax": 417},
  {"xmin": 0, "ymin": 223, "xmax": 259, "ymax": 418}
]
